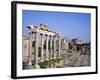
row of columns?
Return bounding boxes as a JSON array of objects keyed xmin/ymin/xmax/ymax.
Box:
[
  {"xmin": 40, "ymin": 34, "xmax": 61, "ymax": 61},
  {"xmin": 28, "ymin": 30, "xmax": 61, "ymax": 69}
]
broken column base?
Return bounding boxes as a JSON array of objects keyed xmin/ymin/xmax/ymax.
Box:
[
  {"xmin": 34, "ymin": 64, "xmax": 40, "ymax": 69},
  {"xmin": 28, "ymin": 65, "xmax": 34, "ymax": 69},
  {"xmin": 28, "ymin": 61, "xmax": 34, "ymax": 69}
]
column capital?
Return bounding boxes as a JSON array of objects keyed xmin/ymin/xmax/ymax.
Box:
[
  {"xmin": 29, "ymin": 31, "xmax": 34, "ymax": 34},
  {"xmin": 34, "ymin": 31, "xmax": 38, "ymax": 34},
  {"xmin": 58, "ymin": 35, "xmax": 60, "ymax": 38},
  {"xmin": 53, "ymin": 35, "xmax": 56, "ymax": 38},
  {"xmin": 32, "ymin": 31, "xmax": 37, "ymax": 34},
  {"xmin": 40, "ymin": 33, "xmax": 43, "ymax": 35},
  {"xmin": 49, "ymin": 35, "xmax": 53, "ymax": 37},
  {"xmin": 45, "ymin": 34, "xmax": 48, "ymax": 36}
]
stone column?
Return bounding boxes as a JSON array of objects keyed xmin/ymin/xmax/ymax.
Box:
[
  {"xmin": 50, "ymin": 35, "xmax": 53, "ymax": 59},
  {"xmin": 53, "ymin": 36, "xmax": 56, "ymax": 68},
  {"xmin": 40, "ymin": 33, "xmax": 44, "ymax": 62},
  {"xmin": 58, "ymin": 35, "xmax": 61, "ymax": 58},
  {"xmin": 28, "ymin": 31, "xmax": 33, "ymax": 69},
  {"xmin": 50, "ymin": 35, "xmax": 53, "ymax": 68},
  {"xmin": 53, "ymin": 36, "xmax": 56, "ymax": 59},
  {"xmin": 34, "ymin": 32, "xmax": 40, "ymax": 69},
  {"xmin": 45, "ymin": 34, "xmax": 49, "ymax": 60}
]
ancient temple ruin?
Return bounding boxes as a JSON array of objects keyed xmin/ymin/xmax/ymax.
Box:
[
  {"xmin": 22, "ymin": 24, "xmax": 91, "ymax": 69},
  {"xmin": 23, "ymin": 24, "xmax": 61, "ymax": 69}
]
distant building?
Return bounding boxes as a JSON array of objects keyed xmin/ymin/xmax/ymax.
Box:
[
  {"xmin": 72, "ymin": 37, "xmax": 83, "ymax": 45},
  {"xmin": 61, "ymin": 37, "xmax": 70, "ymax": 51}
]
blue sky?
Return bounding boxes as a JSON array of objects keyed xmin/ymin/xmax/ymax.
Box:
[{"xmin": 22, "ymin": 10, "xmax": 91, "ymax": 42}]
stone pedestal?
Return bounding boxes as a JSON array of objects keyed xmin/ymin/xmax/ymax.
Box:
[{"xmin": 34, "ymin": 64, "xmax": 40, "ymax": 69}]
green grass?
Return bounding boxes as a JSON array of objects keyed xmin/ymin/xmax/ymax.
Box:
[{"xmin": 38, "ymin": 58, "xmax": 62, "ymax": 68}]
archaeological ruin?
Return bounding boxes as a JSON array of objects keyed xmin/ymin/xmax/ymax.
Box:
[{"xmin": 22, "ymin": 24, "xmax": 91, "ymax": 69}]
